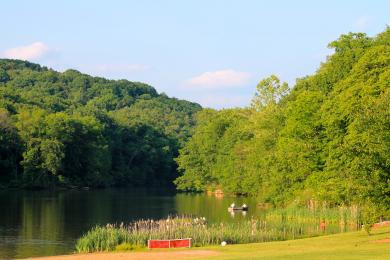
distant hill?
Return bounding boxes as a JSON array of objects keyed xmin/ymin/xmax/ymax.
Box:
[{"xmin": 0, "ymin": 59, "xmax": 201, "ymax": 188}]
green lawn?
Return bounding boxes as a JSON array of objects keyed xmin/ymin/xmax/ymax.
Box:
[{"xmin": 198, "ymin": 226, "xmax": 390, "ymax": 260}]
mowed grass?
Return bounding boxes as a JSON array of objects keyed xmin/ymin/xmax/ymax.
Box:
[{"xmin": 198, "ymin": 226, "xmax": 390, "ymax": 260}]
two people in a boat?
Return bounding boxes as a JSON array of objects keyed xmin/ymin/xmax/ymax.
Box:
[{"xmin": 230, "ymin": 203, "xmax": 248, "ymax": 209}]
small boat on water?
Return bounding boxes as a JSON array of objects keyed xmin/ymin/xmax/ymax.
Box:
[{"xmin": 228, "ymin": 203, "xmax": 248, "ymax": 211}]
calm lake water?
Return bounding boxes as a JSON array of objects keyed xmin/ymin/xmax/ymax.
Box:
[{"xmin": 0, "ymin": 188, "xmax": 259, "ymax": 259}]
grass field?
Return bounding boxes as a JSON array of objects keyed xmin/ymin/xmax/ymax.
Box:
[
  {"xmin": 200, "ymin": 226, "xmax": 390, "ymax": 260},
  {"xmin": 76, "ymin": 208, "xmax": 362, "ymax": 253},
  {"xmin": 33, "ymin": 226, "xmax": 390, "ymax": 260}
]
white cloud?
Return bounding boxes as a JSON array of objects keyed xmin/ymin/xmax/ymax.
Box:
[
  {"xmin": 355, "ymin": 16, "xmax": 371, "ymax": 30},
  {"xmin": 2, "ymin": 42, "xmax": 51, "ymax": 60},
  {"xmin": 186, "ymin": 69, "xmax": 251, "ymax": 89}
]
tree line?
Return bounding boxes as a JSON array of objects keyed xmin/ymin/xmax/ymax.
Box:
[
  {"xmin": 175, "ymin": 28, "xmax": 390, "ymax": 210},
  {"xmin": 0, "ymin": 59, "xmax": 201, "ymax": 188},
  {"xmin": 1, "ymin": 28, "xmax": 388, "ymax": 213}
]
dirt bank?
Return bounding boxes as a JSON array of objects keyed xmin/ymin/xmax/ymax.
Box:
[{"xmin": 28, "ymin": 250, "xmax": 218, "ymax": 260}]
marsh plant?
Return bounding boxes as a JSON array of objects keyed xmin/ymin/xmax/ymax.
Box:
[{"xmin": 76, "ymin": 206, "xmax": 362, "ymax": 252}]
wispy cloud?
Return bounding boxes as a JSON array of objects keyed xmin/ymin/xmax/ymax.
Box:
[
  {"xmin": 355, "ymin": 16, "xmax": 371, "ymax": 30},
  {"xmin": 93, "ymin": 64, "xmax": 150, "ymax": 73},
  {"xmin": 186, "ymin": 69, "xmax": 251, "ymax": 89},
  {"xmin": 1, "ymin": 42, "xmax": 52, "ymax": 60},
  {"xmin": 76, "ymin": 63, "xmax": 151, "ymax": 80},
  {"xmin": 196, "ymin": 94, "xmax": 251, "ymax": 108}
]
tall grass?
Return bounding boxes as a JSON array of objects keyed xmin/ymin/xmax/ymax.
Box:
[{"xmin": 76, "ymin": 206, "xmax": 361, "ymax": 253}]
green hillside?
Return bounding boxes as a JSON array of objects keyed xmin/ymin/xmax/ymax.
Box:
[{"xmin": 0, "ymin": 59, "xmax": 201, "ymax": 188}]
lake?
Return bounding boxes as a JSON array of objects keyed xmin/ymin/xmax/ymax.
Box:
[
  {"xmin": 0, "ymin": 188, "xmax": 259, "ymax": 259},
  {"xmin": 0, "ymin": 188, "xmax": 361, "ymax": 259}
]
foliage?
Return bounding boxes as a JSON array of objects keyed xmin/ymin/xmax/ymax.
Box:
[
  {"xmin": 251, "ymin": 74, "xmax": 289, "ymax": 110},
  {"xmin": 0, "ymin": 109, "xmax": 21, "ymax": 183},
  {"xmin": 76, "ymin": 208, "xmax": 360, "ymax": 252},
  {"xmin": 176, "ymin": 28, "xmax": 390, "ymax": 210},
  {"xmin": 175, "ymin": 108, "xmax": 254, "ymax": 193},
  {"xmin": 0, "ymin": 59, "xmax": 201, "ymax": 188}
]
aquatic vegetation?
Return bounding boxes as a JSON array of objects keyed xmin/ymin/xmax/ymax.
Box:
[{"xmin": 76, "ymin": 206, "xmax": 362, "ymax": 252}]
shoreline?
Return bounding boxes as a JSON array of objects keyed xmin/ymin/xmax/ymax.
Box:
[
  {"xmin": 26, "ymin": 249, "xmax": 218, "ymax": 260},
  {"xmin": 25, "ymin": 226, "xmax": 390, "ymax": 260}
]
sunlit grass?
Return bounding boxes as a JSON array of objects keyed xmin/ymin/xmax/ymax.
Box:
[
  {"xmin": 76, "ymin": 206, "xmax": 362, "ymax": 253},
  {"xmin": 203, "ymin": 226, "xmax": 390, "ymax": 260}
]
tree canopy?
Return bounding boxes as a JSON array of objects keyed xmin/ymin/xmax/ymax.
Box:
[
  {"xmin": 1, "ymin": 28, "xmax": 389, "ymax": 212},
  {"xmin": 0, "ymin": 59, "xmax": 201, "ymax": 188},
  {"xmin": 176, "ymin": 28, "xmax": 390, "ymax": 210}
]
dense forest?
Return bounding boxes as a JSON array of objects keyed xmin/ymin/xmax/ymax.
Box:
[
  {"xmin": 175, "ymin": 28, "xmax": 390, "ymax": 210},
  {"xmin": 1, "ymin": 29, "xmax": 389, "ymax": 213},
  {"xmin": 0, "ymin": 59, "xmax": 201, "ymax": 188}
]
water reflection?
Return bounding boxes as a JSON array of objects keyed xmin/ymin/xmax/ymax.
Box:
[
  {"xmin": 0, "ymin": 189, "xmax": 357, "ymax": 259},
  {"xmin": 0, "ymin": 188, "xmax": 258, "ymax": 259}
]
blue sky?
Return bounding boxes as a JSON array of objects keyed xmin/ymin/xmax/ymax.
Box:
[{"xmin": 1, "ymin": 0, "xmax": 389, "ymax": 108}]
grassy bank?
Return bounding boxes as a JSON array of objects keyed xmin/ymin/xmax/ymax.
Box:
[
  {"xmin": 34, "ymin": 226, "xmax": 390, "ymax": 260},
  {"xmin": 205, "ymin": 226, "xmax": 390, "ymax": 260},
  {"xmin": 76, "ymin": 207, "xmax": 361, "ymax": 253}
]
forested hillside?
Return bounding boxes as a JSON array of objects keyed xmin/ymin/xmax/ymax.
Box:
[
  {"xmin": 176, "ymin": 29, "xmax": 390, "ymax": 209},
  {"xmin": 0, "ymin": 60, "xmax": 201, "ymax": 188}
]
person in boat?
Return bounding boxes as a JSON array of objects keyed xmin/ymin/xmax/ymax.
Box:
[
  {"xmin": 230, "ymin": 203, "xmax": 235, "ymax": 208},
  {"xmin": 242, "ymin": 203, "xmax": 247, "ymax": 209}
]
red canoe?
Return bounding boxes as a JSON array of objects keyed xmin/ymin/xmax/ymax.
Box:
[{"xmin": 148, "ymin": 238, "xmax": 192, "ymax": 249}]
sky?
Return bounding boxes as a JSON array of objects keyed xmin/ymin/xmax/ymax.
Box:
[{"xmin": 1, "ymin": 0, "xmax": 389, "ymax": 108}]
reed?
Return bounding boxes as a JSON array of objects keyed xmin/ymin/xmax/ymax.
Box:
[{"xmin": 76, "ymin": 207, "xmax": 361, "ymax": 253}]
